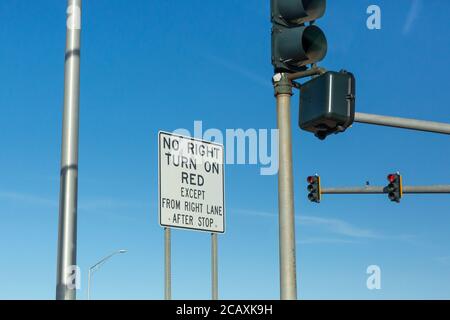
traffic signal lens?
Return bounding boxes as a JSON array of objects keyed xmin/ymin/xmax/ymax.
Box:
[
  {"xmin": 307, "ymin": 176, "xmax": 315, "ymax": 184},
  {"xmin": 388, "ymin": 174, "xmax": 396, "ymax": 182},
  {"xmin": 301, "ymin": 25, "xmax": 327, "ymax": 64},
  {"xmin": 302, "ymin": 0, "xmax": 327, "ymax": 19},
  {"xmin": 307, "ymin": 184, "xmax": 314, "ymax": 192},
  {"xmin": 274, "ymin": 25, "xmax": 327, "ymax": 69},
  {"xmin": 277, "ymin": 0, "xmax": 326, "ymax": 25}
]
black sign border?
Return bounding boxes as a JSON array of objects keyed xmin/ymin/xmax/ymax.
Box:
[{"xmin": 158, "ymin": 131, "xmax": 226, "ymax": 234}]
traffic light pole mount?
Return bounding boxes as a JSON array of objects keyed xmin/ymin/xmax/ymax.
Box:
[
  {"xmin": 273, "ymin": 73, "xmax": 297, "ymax": 300},
  {"xmin": 286, "ymin": 67, "xmax": 326, "ymax": 82}
]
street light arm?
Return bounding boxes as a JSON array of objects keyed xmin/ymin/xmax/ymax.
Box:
[
  {"xmin": 89, "ymin": 250, "xmax": 127, "ymax": 273},
  {"xmin": 87, "ymin": 249, "xmax": 127, "ymax": 300}
]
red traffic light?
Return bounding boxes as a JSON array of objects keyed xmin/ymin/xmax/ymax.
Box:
[
  {"xmin": 307, "ymin": 176, "xmax": 315, "ymax": 184},
  {"xmin": 387, "ymin": 174, "xmax": 397, "ymax": 183}
]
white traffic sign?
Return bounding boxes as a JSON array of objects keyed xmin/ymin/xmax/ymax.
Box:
[{"xmin": 158, "ymin": 131, "xmax": 225, "ymax": 233}]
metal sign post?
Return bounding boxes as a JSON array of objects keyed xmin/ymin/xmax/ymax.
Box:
[
  {"xmin": 164, "ymin": 227, "xmax": 171, "ymax": 300},
  {"xmin": 158, "ymin": 131, "xmax": 225, "ymax": 300},
  {"xmin": 211, "ymin": 233, "xmax": 218, "ymax": 300},
  {"xmin": 56, "ymin": 0, "xmax": 82, "ymax": 300}
]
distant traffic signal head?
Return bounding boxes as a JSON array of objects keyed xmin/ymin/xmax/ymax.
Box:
[
  {"xmin": 307, "ymin": 175, "xmax": 321, "ymax": 203},
  {"xmin": 271, "ymin": 0, "xmax": 328, "ymax": 73},
  {"xmin": 386, "ymin": 173, "xmax": 402, "ymax": 203}
]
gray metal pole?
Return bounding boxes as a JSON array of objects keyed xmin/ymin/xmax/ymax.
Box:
[
  {"xmin": 164, "ymin": 227, "xmax": 171, "ymax": 300},
  {"xmin": 274, "ymin": 73, "xmax": 297, "ymax": 300},
  {"xmin": 87, "ymin": 268, "xmax": 91, "ymax": 300},
  {"xmin": 354, "ymin": 112, "xmax": 450, "ymax": 135},
  {"xmin": 56, "ymin": 0, "xmax": 82, "ymax": 300},
  {"xmin": 321, "ymin": 185, "xmax": 450, "ymax": 194},
  {"xmin": 211, "ymin": 233, "xmax": 218, "ymax": 300}
]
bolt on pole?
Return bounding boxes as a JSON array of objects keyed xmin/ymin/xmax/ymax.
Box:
[
  {"xmin": 56, "ymin": 0, "xmax": 82, "ymax": 300},
  {"xmin": 274, "ymin": 73, "xmax": 297, "ymax": 300}
]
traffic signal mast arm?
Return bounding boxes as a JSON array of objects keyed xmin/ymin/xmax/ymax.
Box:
[
  {"xmin": 307, "ymin": 174, "xmax": 450, "ymax": 203},
  {"xmin": 354, "ymin": 112, "xmax": 450, "ymax": 135},
  {"xmin": 320, "ymin": 185, "xmax": 450, "ymax": 194}
]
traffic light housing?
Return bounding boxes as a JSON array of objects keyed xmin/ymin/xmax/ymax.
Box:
[
  {"xmin": 307, "ymin": 175, "xmax": 321, "ymax": 203},
  {"xmin": 299, "ymin": 70, "xmax": 356, "ymax": 140},
  {"xmin": 271, "ymin": 0, "xmax": 328, "ymax": 73},
  {"xmin": 386, "ymin": 173, "xmax": 402, "ymax": 203}
]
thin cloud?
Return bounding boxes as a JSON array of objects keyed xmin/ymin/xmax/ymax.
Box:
[
  {"xmin": 203, "ymin": 54, "xmax": 271, "ymax": 89},
  {"xmin": 403, "ymin": 0, "xmax": 421, "ymax": 35},
  {"xmin": 78, "ymin": 198, "xmax": 149, "ymax": 212},
  {"xmin": 236, "ymin": 208, "xmax": 412, "ymax": 242},
  {"xmin": 297, "ymin": 237, "xmax": 358, "ymax": 245},
  {"xmin": 236, "ymin": 209, "xmax": 276, "ymax": 219},
  {"xmin": 0, "ymin": 191, "xmax": 149, "ymax": 217},
  {"xmin": 0, "ymin": 191, "xmax": 57, "ymax": 208},
  {"xmin": 78, "ymin": 198, "xmax": 151, "ymax": 223},
  {"xmin": 435, "ymin": 256, "xmax": 450, "ymax": 266},
  {"xmin": 298, "ymin": 215, "xmax": 381, "ymax": 239}
]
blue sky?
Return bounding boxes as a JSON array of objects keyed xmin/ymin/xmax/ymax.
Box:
[{"xmin": 0, "ymin": 0, "xmax": 449, "ymax": 300}]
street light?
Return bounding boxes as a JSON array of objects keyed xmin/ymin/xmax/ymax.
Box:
[{"xmin": 87, "ymin": 249, "xmax": 127, "ymax": 300}]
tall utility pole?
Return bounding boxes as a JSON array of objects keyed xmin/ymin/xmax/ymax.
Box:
[
  {"xmin": 56, "ymin": 0, "xmax": 82, "ymax": 300},
  {"xmin": 274, "ymin": 74, "xmax": 297, "ymax": 300},
  {"xmin": 271, "ymin": 0, "xmax": 328, "ymax": 300}
]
